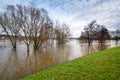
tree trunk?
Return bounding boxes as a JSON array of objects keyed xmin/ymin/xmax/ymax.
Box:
[{"xmin": 27, "ymin": 44, "xmax": 30, "ymax": 53}]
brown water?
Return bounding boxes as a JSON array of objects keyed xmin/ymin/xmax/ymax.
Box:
[{"xmin": 0, "ymin": 40, "xmax": 120, "ymax": 80}]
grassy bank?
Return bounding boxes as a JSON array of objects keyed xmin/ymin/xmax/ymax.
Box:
[{"xmin": 19, "ymin": 46, "xmax": 120, "ymax": 80}]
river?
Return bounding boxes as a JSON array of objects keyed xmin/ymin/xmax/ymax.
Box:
[{"xmin": 0, "ymin": 40, "xmax": 120, "ymax": 80}]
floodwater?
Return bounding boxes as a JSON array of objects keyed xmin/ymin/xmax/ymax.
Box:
[{"xmin": 0, "ymin": 40, "xmax": 120, "ymax": 80}]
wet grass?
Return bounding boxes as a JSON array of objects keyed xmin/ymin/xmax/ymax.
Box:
[{"xmin": 19, "ymin": 46, "xmax": 120, "ymax": 80}]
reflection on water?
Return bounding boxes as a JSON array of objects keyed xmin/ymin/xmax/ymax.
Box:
[{"xmin": 0, "ymin": 40, "xmax": 120, "ymax": 80}]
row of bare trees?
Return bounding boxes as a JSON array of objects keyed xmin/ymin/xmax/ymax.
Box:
[
  {"xmin": 0, "ymin": 5, "xmax": 71, "ymax": 51},
  {"xmin": 80, "ymin": 20, "xmax": 111, "ymax": 45}
]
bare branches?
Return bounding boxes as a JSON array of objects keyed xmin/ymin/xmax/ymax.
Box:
[
  {"xmin": 0, "ymin": 4, "xmax": 72, "ymax": 52},
  {"xmin": 55, "ymin": 22, "xmax": 71, "ymax": 44},
  {"xmin": 80, "ymin": 20, "xmax": 110, "ymax": 45},
  {"xmin": 0, "ymin": 4, "xmax": 54, "ymax": 51},
  {"xmin": 0, "ymin": 5, "xmax": 20, "ymax": 48},
  {"xmin": 111, "ymin": 29, "xmax": 120, "ymax": 41}
]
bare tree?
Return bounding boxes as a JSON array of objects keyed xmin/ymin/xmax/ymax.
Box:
[
  {"xmin": 80, "ymin": 20, "xmax": 110, "ymax": 45},
  {"xmin": 0, "ymin": 5, "xmax": 20, "ymax": 49},
  {"xmin": 96, "ymin": 25, "xmax": 110, "ymax": 43},
  {"xmin": 39, "ymin": 21, "xmax": 54, "ymax": 48},
  {"xmin": 14, "ymin": 5, "xmax": 34, "ymax": 52},
  {"xmin": 16, "ymin": 5, "xmax": 54, "ymax": 50},
  {"xmin": 55, "ymin": 22, "xmax": 71, "ymax": 44},
  {"xmin": 80, "ymin": 20, "xmax": 96, "ymax": 45},
  {"xmin": 0, "ymin": 4, "xmax": 54, "ymax": 51},
  {"xmin": 113, "ymin": 29, "xmax": 120, "ymax": 41}
]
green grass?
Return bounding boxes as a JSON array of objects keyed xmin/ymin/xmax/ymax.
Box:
[{"xmin": 19, "ymin": 46, "xmax": 120, "ymax": 80}]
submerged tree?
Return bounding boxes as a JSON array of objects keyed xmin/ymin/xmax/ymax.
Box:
[
  {"xmin": 16, "ymin": 5, "xmax": 54, "ymax": 50},
  {"xmin": 55, "ymin": 22, "xmax": 71, "ymax": 44},
  {"xmin": 113, "ymin": 29, "xmax": 120, "ymax": 41},
  {"xmin": 0, "ymin": 5, "xmax": 20, "ymax": 49},
  {"xmin": 96, "ymin": 25, "xmax": 110, "ymax": 43},
  {"xmin": 33, "ymin": 20, "xmax": 54, "ymax": 49},
  {"xmin": 80, "ymin": 20, "xmax": 96, "ymax": 45},
  {"xmin": 80, "ymin": 20, "xmax": 110, "ymax": 45},
  {"xmin": 0, "ymin": 4, "xmax": 54, "ymax": 51}
]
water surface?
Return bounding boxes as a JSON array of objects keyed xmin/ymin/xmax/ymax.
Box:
[{"xmin": 0, "ymin": 40, "xmax": 119, "ymax": 80}]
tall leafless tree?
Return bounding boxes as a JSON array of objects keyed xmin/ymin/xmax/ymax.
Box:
[
  {"xmin": 0, "ymin": 5, "xmax": 20, "ymax": 49},
  {"xmin": 16, "ymin": 5, "xmax": 54, "ymax": 50},
  {"xmin": 80, "ymin": 20, "xmax": 96, "ymax": 45}
]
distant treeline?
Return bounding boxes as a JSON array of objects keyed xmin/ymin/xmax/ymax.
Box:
[{"xmin": 79, "ymin": 20, "xmax": 120, "ymax": 45}]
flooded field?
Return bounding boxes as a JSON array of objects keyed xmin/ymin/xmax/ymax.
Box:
[{"xmin": 0, "ymin": 40, "xmax": 120, "ymax": 80}]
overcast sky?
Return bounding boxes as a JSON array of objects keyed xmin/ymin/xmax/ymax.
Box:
[{"xmin": 0, "ymin": 0, "xmax": 120, "ymax": 37}]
